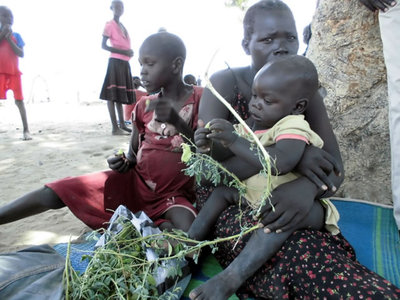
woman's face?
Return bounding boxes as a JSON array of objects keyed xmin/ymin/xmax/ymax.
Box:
[{"xmin": 243, "ymin": 10, "xmax": 299, "ymax": 72}]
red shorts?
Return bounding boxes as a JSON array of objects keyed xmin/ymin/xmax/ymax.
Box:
[{"xmin": 0, "ymin": 74, "xmax": 23, "ymax": 100}]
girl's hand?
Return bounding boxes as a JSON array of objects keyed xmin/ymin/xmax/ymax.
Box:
[
  {"xmin": 359, "ymin": 0, "xmax": 396, "ymax": 12},
  {"xmin": 1, "ymin": 24, "xmax": 11, "ymax": 37},
  {"xmin": 126, "ymin": 49, "xmax": 134, "ymax": 57},
  {"xmin": 205, "ymin": 119, "xmax": 237, "ymax": 148},
  {"xmin": 258, "ymin": 178, "xmax": 316, "ymax": 233},
  {"xmin": 295, "ymin": 145, "xmax": 341, "ymax": 192},
  {"xmin": 147, "ymin": 98, "xmax": 180, "ymax": 126},
  {"xmin": 107, "ymin": 152, "xmax": 136, "ymax": 173}
]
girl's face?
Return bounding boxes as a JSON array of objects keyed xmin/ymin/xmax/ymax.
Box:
[
  {"xmin": 243, "ymin": 10, "xmax": 299, "ymax": 72},
  {"xmin": 0, "ymin": 8, "xmax": 13, "ymax": 26},
  {"xmin": 249, "ymin": 68, "xmax": 298, "ymax": 129},
  {"xmin": 111, "ymin": 1, "xmax": 124, "ymax": 17},
  {"xmin": 138, "ymin": 43, "xmax": 172, "ymax": 94}
]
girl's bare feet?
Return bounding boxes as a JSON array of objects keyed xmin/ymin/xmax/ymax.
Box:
[
  {"xmin": 112, "ymin": 128, "xmax": 129, "ymax": 135},
  {"xmin": 22, "ymin": 130, "xmax": 32, "ymax": 140},
  {"xmin": 120, "ymin": 125, "xmax": 132, "ymax": 133}
]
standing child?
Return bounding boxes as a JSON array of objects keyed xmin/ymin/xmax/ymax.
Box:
[
  {"xmin": 100, "ymin": 0, "xmax": 134, "ymax": 135},
  {"xmin": 0, "ymin": 31, "xmax": 203, "ymax": 233},
  {"xmin": 188, "ymin": 55, "xmax": 340, "ymax": 299},
  {"xmin": 0, "ymin": 6, "xmax": 31, "ymax": 140}
]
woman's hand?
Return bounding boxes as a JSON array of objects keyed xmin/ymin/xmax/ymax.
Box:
[
  {"xmin": 107, "ymin": 152, "xmax": 136, "ymax": 173},
  {"xmin": 258, "ymin": 178, "xmax": 317, "ymax": 233},
  {"xmin": 296, "ymin": 145, "xmax": 341, "ymax": 193},
  {"xmin": 359, "ymin": 0, "xmax": 396, "ymax": 12}
]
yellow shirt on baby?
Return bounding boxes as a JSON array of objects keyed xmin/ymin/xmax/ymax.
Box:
[{"xmin": 235, "ymin": 115, "xmax": 340, "ymax": 235}]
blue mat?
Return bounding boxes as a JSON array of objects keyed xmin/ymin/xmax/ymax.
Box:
[{"xmin": 331, "ymin": 198, "xmax": 400, "ymax": 287}]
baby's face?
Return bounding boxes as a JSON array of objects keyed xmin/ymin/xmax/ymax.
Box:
[{"xmin": 249, "ymin": 69, "xmax": 297, "ymax": 129}]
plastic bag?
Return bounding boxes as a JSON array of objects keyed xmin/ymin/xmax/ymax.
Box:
[{"xmin": 96, "ymin": 205, "xmax": 191, "ymax": 298}]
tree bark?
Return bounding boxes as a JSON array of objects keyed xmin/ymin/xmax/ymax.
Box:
[{"xmin": 308, "ymin": 0, "xmax": 391, "ymax": 204}]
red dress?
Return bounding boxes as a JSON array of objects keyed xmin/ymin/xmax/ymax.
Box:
[
  {"xmin": 0, "ymin": 33, "xmax": 24, "ymax": 100},
  {"xmin": 47, "ymin": 86, "xmax": 203, "ymax": 229},
  {"xmin": 123, "ymin": 89, "xmax": 148, "ymax": 121}
]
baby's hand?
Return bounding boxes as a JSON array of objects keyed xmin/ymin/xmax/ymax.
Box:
[
  {"xmin": 205, "ymin": 119, "xmax": 237, "ymax": 148},
  {"xmin": 194, "ymin": 127, "xmax": 212, "ymax": 152}
]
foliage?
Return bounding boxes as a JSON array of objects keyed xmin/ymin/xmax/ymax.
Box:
[
  {"xmin": 63, "ymin": 216, "xmax": 259, "ymax": 300},
  {"xmin": 182, "ymin": 141, "xmax": 247, "ymax": 196},
  {"xmin": 64, "ymin": 218, "xmax": 184, "ymax": 300},
  {"xmin": 224, "ymin": 0, "xmax": 250, "ymax": 11}
]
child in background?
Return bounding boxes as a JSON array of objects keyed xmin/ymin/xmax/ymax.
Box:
[
  {"xmin": 0, "ymin": 31, "xmax": 203, "ymax": 233},
  {"xmin": 123, "ymin": 76, "xmax": 148, "ymax": 122},
  {"xmin": 183, "ymin": 74, "xmax": 197, "ymax": 86},
  {"xmin": 188, "ymin": 55, "xmax": 339, "ymax": 299},
  {"xmin": 100, "ymin": 0, "xmax": 134, "ymax": 135},
  {"xmin": 0, "ymin": 6, "xmax": 31, "ymax": 140}
]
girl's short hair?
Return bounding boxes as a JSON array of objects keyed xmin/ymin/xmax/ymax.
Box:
[{"xmin": 243, "ymin": 0, "xmax": 292, "ymax": 42}]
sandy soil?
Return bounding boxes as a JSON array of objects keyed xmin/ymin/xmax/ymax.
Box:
[{"xmin": 0, "ymin": 100, "xmax": 131, "ymax": 253}]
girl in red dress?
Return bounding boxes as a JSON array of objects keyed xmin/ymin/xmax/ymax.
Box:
[
  {"xmin": 0, "ymin": 32, "xmax": 202, "ymax": 233},
  {"xmin": 0, "ymin": 6, "xmax": 31, "ymax": 140}
]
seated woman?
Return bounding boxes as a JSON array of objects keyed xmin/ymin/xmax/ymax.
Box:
[
  {"xmin": 190, "ymin": 1, "xmax": 400, "ymax": 299},
  {"xmin": 188, "ymin": 55, "xmax": 342, "ymax": 299}
]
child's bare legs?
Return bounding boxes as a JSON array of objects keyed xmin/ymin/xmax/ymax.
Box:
[
  {"xmin": 0, "ymin": 186, "xmax": 65, "ymax": 225},
  {"xmin": 189, "ymin": 201, "xmax": 324, "ymax": 300},
  {"xmin": 107, "ymin": 101, "xmax": 128, "ymax": 135},
  {"xmin": 14, "ymin": 100, "xmax": 31, "ymax": 140},
  {"xmin": 115, "ymin": 102, "xmax": 131, "ymax": 133},
  {"xmin": 188, "ymin": 186, "xmax": 238, "ymax": 241},
  {"xmin": 160, "ymin": 206, "xmax": 196, "ymax": 232},
  {"xmin": 156, "ymin": 207, "xmax": 197, "ymax": 257}
]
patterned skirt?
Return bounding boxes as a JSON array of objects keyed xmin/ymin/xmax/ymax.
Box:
[
  {"xmin": 100, "ymin": 58, "xmax": 134, "ymax": 104},
  {"xmin": 196, "ymin": 186, "xmax": 400, "ymax": 299}
]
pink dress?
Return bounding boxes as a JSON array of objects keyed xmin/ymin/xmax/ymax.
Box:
[
  {"xmin": 103, "ymin": 20, "xmax": 131, "ymax": 61},
  {"xmin": 47, "ymin": 86, "xmax": 203, "ymax": 229}
]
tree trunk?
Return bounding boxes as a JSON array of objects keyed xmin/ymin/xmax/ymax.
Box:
[{"xmin": 308, "ymin": 0, "xmax": 391, "ymax": 204}]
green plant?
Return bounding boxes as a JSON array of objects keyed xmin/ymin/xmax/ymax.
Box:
[{"xmin": 63, "ymin": 216, "xmax": 259, "ymax": 299}]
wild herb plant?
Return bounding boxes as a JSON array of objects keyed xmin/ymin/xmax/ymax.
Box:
[{"xmin": 63, "ymin": 215, "xmax": 259, "ymax": 299}]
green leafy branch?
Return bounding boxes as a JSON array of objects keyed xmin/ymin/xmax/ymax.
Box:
[
  {"xmin": 64, "ymin": 216, "xmax": 260, "ymax": 300},
  {"xmin": 203, "ymin": 51, "xmax": 273, "ymax": 209}
]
